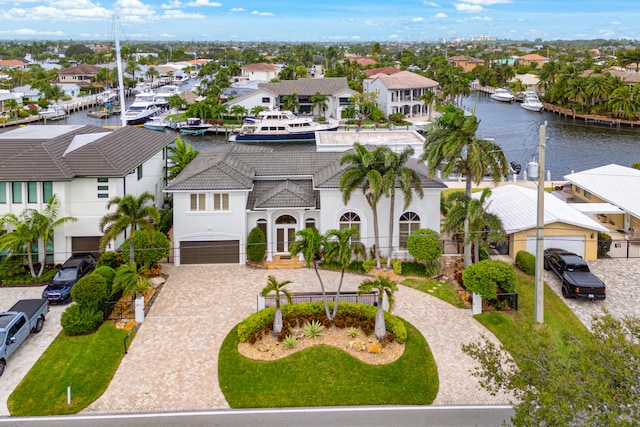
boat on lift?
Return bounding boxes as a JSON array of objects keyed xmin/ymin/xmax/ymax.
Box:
[
  {"xmin": 40, "ymin": 104, "xmax": 67, "ymax": 121},
  {"xmin": 229, "ymin": 109, "xmax": 339, "ymax": 143}
]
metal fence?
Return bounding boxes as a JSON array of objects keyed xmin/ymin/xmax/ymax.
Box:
[{"xmin": 258, "ymin": 291, "xmax": 379, "ymax": 311}]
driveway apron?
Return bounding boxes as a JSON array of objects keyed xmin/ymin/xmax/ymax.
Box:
[{"xmin": 84, "ymin": 265, "xmax": 510, "ymax": 413}]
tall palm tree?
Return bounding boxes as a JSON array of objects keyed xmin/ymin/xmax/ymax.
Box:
[
  {"xmin": 230, "ymin": 105, "xmax": 247, "ymax": 124},
  {"xmin": 99, "ymin": 192, "xmax": 160, "ymax": 263},
  {"xmin": 339, "ymin": 143, "xmax": 388, "ymax": 269},
  {"xmin": 358, "ymin": 276, "xmax": 397, "ymax": 340},
  {"xmin": 382, "ymin": 147, "xmax": 424, "ymax": 269},
  {"xmin": 310, "ymin": 92, "xmax": 328, "ymax": 117},
  {"xmin": 419, "ymin": 91, "xmax": 436, "ymax": 119},
  {"xmin": 282, "ymin": 93, "xmax": 300, "ymax": 113},
  {"xmin": 421, "ymin": 106, "xmax": 508, "ymax": 267},
  {"xmin": 32, "ymin": 195, "xmax": 77, "ymax": 277},
  {"xmin": 0, "ymin": 210, "xmax": 39, "ymax": 277},
  {"xmin": 288, "ymin": 227, "xmax": 332, "ymax": 320},
  {"xmin": 323, "ymin": 227, "xmax": 362, "ymax": 319},
  {"xmin": 167, "ymin": 138, "xmax": 199, "ymax": 180},
  {"xmin": 260, "ymin": 275, "xmax": 292, "ymax": 334}
]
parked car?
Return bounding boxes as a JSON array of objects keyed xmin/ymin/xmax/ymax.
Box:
[
  {"xmin": 543, "ymin": 248, "xmax": 606, "ymax": 300},
  {"xmin": 0, "ymin": 299, "xmax": 50, "ymax": 377},
  {"xmin": 42, "ymin": 253, "xmax": 96, "ymax": 304}
]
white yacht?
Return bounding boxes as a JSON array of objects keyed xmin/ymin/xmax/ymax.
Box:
[
  {"xmin": 490, "ymin": 88, "xmax": 515, "ymax": 102},
  {"xmin": 520, "ymin": 91, "xmax": 544, "ymax": 112},
  {"xmin": 40, "ymin": 104, "xmax": 67, "ymax": 121},
  {"xmin": 123, "ymin": 92, "xmax": 160, "ymax": 125},
  {"xmin": 230, "ymin": 109, "xmax": 339, "ymax": 143}
]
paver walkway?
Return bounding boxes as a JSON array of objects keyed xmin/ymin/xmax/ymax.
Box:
[{"xmin": 84, "ymin": 264, "xmax": 510, "ymax": 413}]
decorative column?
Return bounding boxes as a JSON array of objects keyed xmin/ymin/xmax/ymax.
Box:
[
  {"xmin": 297, "ymin": 211, "xmax": 306, "ymax": 262},
  {"xmin": 266, "ymin": 211, "xmax": 273, "ymax": 262}
]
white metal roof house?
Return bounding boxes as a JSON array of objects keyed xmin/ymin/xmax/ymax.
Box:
[
  {"xmin": 0, "ymin": 125, "xmax": 176, "ymax": 263},
  {"xmin": 564, "ymin": 164, "xmax": 640, "ymax": 235},
  {"xmin": 363, "ymin": 70, "xmax": 439, "ymax": 119},
  {"xmin": 165, "ymin": 144, "xmax": 447, "ymax": 265},
  {"xmin": 474, "ymin": 185, "xmax": 608, "ymax": 260}
]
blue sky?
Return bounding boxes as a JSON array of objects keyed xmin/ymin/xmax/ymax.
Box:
[{"xmin": 0, "ymin": 0, "xmax": 638, "ymax": 42}]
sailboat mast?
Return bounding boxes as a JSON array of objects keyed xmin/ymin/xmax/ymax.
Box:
[{"xmin": 114, "ymin": 19, "xmax": 127, "ymax": 127}]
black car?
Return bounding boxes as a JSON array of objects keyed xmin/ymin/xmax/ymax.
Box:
[{"xmin": 42, "ymin": 254, "xmax": 96, "ymax": 303}]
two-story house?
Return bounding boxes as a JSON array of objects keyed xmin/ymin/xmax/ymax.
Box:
[
  {"xmin": 363, "ymin": 70, "xmax": 439, "ymax": 119},
  {"xmin": 0, "ymin": 125, "xmax": 176, "ymax": 263},
  {"xmin": 447, "ymin": 56, "xmax": 485, "ymax": 72},
  {"xmin": 57, "ymin": 64, "xmax": 102, "ymax": 86},
  {"xmin": 240, "ymin": 62, "xmax": 280, "ymax": 82},
  {"xmin": 165, "ymin": 145, "xmax": 446, "ymax": 265}
]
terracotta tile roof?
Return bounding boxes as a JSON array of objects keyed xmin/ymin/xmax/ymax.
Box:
[
  {"xmin": 0, "ymin": 59, "xmax": 28, "ymax": 68},
  {"xmin": 57, "ymin": 64, "xmax": 102, "ymax": 75},
  {"xmin": 368, "ymin": 70, "xmax": 438, "ymax": 89},
  {"xmin": 356, "ymin": 57, "xmax": 377, "ymax": 66},
  {"xmin": 447, "ymin": 55, "xmax": 484, "ymax": 64},
  {"xmin": 518, "ymin": 54, "xmax": 549, "ymax": 61},
  {"xmin": 363, "ymin": 67, "xmax": 402, "ymax": 77},
  {"xmin": 242, "ymin": 62, "xmax": 278, "ymax": 71},
  {"xmin": 0, "ymin": 125, "xmax": 175, "ymax": 181}
]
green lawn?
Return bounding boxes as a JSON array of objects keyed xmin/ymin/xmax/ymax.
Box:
[
  {"xmin": 219, "ymin": 319, "xmax": 438, "ymax": 408},
  {"xmin": 402, "ymin": 278, "xmax": 465, "ymax": 308},
  {"xmin": 8, "ymin": 322, "xmax": 133, "ymax": 416}
]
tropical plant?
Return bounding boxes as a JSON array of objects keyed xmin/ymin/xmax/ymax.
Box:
[
  {"xmin": 302, "ymin": 319, "xmax": 325, "ymax": 338},
  {"xmin": 422, "ymin": 106, "xmax": 508, "ymax": 267},
  {"xmin": 282, "ymin": 93, "xmax": 300, "ymax": 113},
  {"xmin": 99, "ymin": 192, "xmax": 160, "ymax": 264},
  {"xmin": 310, "ymin": 92, "xmax": 328, "ymax": 117},
  {"xmin": 461, "ymin": 259, "xmax": 516, "ymax": 300},
  {"xmin": 118, "ymin": 230, "xmax": 169, "ymax": 268},
  {"xmin": 112, "ymin": 261, "xmax": 150, "ymax": 309},
  {"xmin": 260, "ymin": 275, "xmax": 292, "ymax": 334},
  {"xmin": 348, "ymin": 327, "xmax": 359, "ymax": 338},
  {"xmin": 31, "ymin": 195, "xmax": 77, "ymax": 277},
  {"xmin": 382, "ymin": 146, "xmax": 424, "ymax": 269},
  {"xmin": 230, "ymin": 105, "xmax": 247, "ymax": 123},
  {"xmin": 0, "ymin": 210, "xmax": 39, "ymax": 277},
  {"xmin": 339, "ymin": 143, "xmax": 388, "ymax": 269},
  {"xmin": 282, "ymin": 334, "xmax": 298, "ymax": 349},
  {"xmin": 358, "ymin": 276, "xmax": 398, "ymax": 340},
  {"xmin": 323, "ymin": 227, "xmax": 362, "ymax": 319},
  {"xmin": 167, "ymin": 138, "xmax": 199, "ymax": 180},
  {"xmin": 406, "ymin": 228, "xmax": 443, "ymax": 275}
]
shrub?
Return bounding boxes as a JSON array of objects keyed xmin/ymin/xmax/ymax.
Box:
[
  {"xmin": 0, "ymin": 256, "xmax": 26, "ymax": 278},
  {"xmin": 302, "ymin": 320, "xmax": 325, "ymax": 338},
  {"xmin": 92, "ymin": 266, "xmax": 116, "ymax": 294},
  {"xmin": 157, "ymin": 208, "xmax": 173, "ymax": 236},
  {"xmin": 391, "ymin": 259, "xmax": 402, "ymax": 275},
  {"xmin": 462, "ymin": 259, "xmax": 517, "ymax": 300},
  {"xmin": 282, "ymin": 335, "xmax": 298, "ymax": 349},
  {"xmin": 362, "ymin": 259, "xmax": 376, "ymax": 272},
  {"xmin": 119, "ymin": 230, "xmax": 170, "ymax": 266},
  {"xmin": 97, "ymin": 251, "xmax": 124, "ymax": 269},
  {"xmin": 246, "ymin": 226, "xmax": 267, "ymax": 263},
  {"xmin": 71, "ymin": 274, "xmax": 108, "ymax": 310},
  {"xmin": 597, "ymin": 232, "xmax": 612, "ymax": 258},
  {"xmin": 60, "ymin": 304, "xmax": 104, "ymax": 335},
  {"xmin": 400, "ymin": 261, "xmax": 428, "ymax": 277},
  {"xmin": 515, "ymin": 251, "xmax": 536, "ymax": 275},
  {"xmin": 407, "ymin": 229, "xmax": 443, "ymax": 264},
  {"xmin": 347, "ymin": 260, "xmax": 365, "ymax": 274}
]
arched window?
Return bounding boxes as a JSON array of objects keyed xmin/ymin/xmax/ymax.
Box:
[
  {"xmin": 256, "ymin": 218, "xmax": 267, "ymax": 236},
  {"xmin": 305, "ymin": 218, "xmax": 316, "ymax": 229},
  {"xmin": 399, "ymin": 212, "xmax": 420, "ymax": 249},
  {"xmin": 339, "ymin": 212, "xmax": 361, "ymax": 243}
]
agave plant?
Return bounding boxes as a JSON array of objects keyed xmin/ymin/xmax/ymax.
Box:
[{"xmin": 303, "ymin": 320, "xmax": 325, "ymax": 338}]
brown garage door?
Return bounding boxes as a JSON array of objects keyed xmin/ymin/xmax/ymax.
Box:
[
  {"xmin": 180, "ymin": 240, "xmax": 240, "ymax": 264},
  {"xmin": 72, "ymin": 236, "xmax": 102, "ymax": 260}
]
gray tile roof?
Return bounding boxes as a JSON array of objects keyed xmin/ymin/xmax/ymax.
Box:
[
  {"xmin": 250, "ymin": 179, "xmax": 318, "ymax": 210},
  {"xmin": 0, "ymin": 125, "xmax": 175, "ymax": 181},
  {"xmin": 258, "ymin": 77, "xmax": 353, "ymax": 96},
  {"xmin": 165, "ymin": 144, "xmax": 447, "ymax": 194}
]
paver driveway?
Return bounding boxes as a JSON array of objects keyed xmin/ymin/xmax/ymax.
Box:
[{"xmin": 84, "ymin": 264, "xmax": 510, "ymax": 413}]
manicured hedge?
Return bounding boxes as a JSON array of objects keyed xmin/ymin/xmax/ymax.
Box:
[
  {"xmin": 462, "ymin": 259, "xmax": 516, "ymax": 300},
  {"xmin": 237, "ymin": 302, "xmax": 406, "ymax": 344},
  {"xmin": 515, "ymin": 251, "xmax": 536, "ymax": 276},
  {"xmin": 70, "ymin": 275, "xmax": 108, "ymax": 311}
]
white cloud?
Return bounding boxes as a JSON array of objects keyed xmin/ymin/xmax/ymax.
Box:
[
  {"xmin": 161, "ymin": 9, "xmax": 206, "ymax": 19},
  {"xmin": 0, "ymin": 28, "xmax": 65, "ymax": 36},
  {"xmin": 412, "ymin": 17, "xmax": 424, "ymax": 22},
  {"xmin": 470, "ymin": 16, "xmax": 492, "ymax": 21},
  {"xmin": 389, "ymin": 34, "xmax": 400, "ymax": 38},
  {"xmin": 251, "ymin": 10, "xmax": 275, "ymax": 16},
  {"xmin": 434, "ymin": 12, "xmax": 447, "ymax": 18},
  {"xmin": 185, "ymin": 0, "xmax": 222, "ymax": 7},
  {"xmin": 230, "ymin": 8, "xmax": 245, "ymax": 12},
  {"xmin": 161, "ymin": 1, "xmax": 183, "ymax": 9},
  {"xmin": 423, "ymin": 1, "xmax": 440, "ymax": 6},
  {"xmin": 364, "ymin": 19, "xmax": 378, "ymax": 26},
  {"xmin": 455, "ymin": 4, "xmax": 484, "ymax": 12},
  {"xmin": 610, "ymin": 20, "xmax": 621, "ymax": 25},
  {"xmin": 161, "ymin": 33, "xmax": 175, "ymax": 38},
  {"xmin": 462, "ymin": 0, "xmax": 510, "ymax": 4}
]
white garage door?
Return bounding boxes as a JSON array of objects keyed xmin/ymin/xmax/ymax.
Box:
[{"xmin": 526, "ymin": 235, "xmax": 586, "ymax": 258}]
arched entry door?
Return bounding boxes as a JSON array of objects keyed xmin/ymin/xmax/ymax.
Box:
[{"xmin": 276, "ymin": 214, "xmax": 297, "ymax": 253}]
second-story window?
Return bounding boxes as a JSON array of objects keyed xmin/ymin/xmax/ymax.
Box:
[
  {"xmin": 213, "ymin": 193, "xmax": 229, "ymax": 211},
  {"xmin": 190, "ymin": 193, "xmax": 206, "ymax": 211}
]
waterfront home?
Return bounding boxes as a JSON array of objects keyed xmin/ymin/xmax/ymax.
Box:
[
  {"xmin": 515, "ymin": 54, "xmax": 550, "ymax": 68},
  {"xmin": 56, "ymin": 63, "xmax": 102, "ymax": 86},
  {"xmin": 165, "ymin": 144, "xmax": 446, "ymax": 265},
  {"xmin": 447, "ymin": 56, "xmax": 485, "ymax": 72},
  {"xmin": 363, "ymin": 70, "xmax": 438, "ymax": 119},
  {"xmin": 240, "ymin": 62, "xmax": 280, "ymax": 82},
  {"xmin": 0, "ymin": 125, "xmax": 176, "ymax": 263},
  {"xmin": 473, "ymin": 185, "xmax": 608, "ymax": 260}
]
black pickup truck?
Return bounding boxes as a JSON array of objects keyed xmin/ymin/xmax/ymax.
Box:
[{"xmin": 543, "ymin": 248, "xmax": 606, "ymax": 300}]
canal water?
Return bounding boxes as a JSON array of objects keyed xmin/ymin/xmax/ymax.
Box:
[{"xmin": 22, "ymin": 90, "xmax": 640, "ymax": 180}]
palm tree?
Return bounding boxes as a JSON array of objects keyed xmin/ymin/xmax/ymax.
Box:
[
  {"xmin": 358, "ymin": 276, "xmax": 397, "ymax": 340},
  {"xmin": 421, "ymin": 106, "xmax": 509, "ymax": 267},
  {"xmin": 310, "ymin": 92, "xmax": 328, "ymax": 117},
  {"xmin": 382, "ymin": 147, "xmax": 424, "ymax": 269},
  {"xmin": 339, "ymin": 143, "xmax": 388, "ymax": 269},
  {"xmin": 443, "ymin": 189, "xmax": 505, "ymax": 264},
  {"xmin": 419, "ymin": 91, "xmax": 436, "ymax": 119},
  {"xmin": 32, "ymin": 195, "xmax": 77, "ymax": 277},
  {"xmin": 0, "ymin": 210, "xmax": 39, "ymax": 277},
  {"xmin": 288, "ymin": 227, "xmax": 332, "ymax": 320},
  {"xmin": 166, "ymin": 94, "xmax": 184, "ymax": 111},
  {"xmin": 230, "ymin": 105, "xmax": 247, "ymax": 124},
  {"xmin": 145, "ymin": 67, "xmax": 159, "ymax": 83},
  {"xmin": 112, "ymin": 261, "xmax": 149, "ymax": 313},
  {"xmin": 323, "ymin": 227, "xmax": 362, "ymax": 319},
  {"xmin": 250, "ymin": 105, "xmax": 265, "ymax": 116},
  {"xmin": 211, "ymin": 103, "xmax": 228, "ymax": 123},
  {"xmin": 167, "ymin": 138, "xmax": 199, "ymax": 180},
  {"xmin": 282, "ymin": 93, "xmax": 299, "ymax": 113},
  {"xmin": 99, "ymin": 192, "xmax": 160, "ymax": 264},
  {"xmin": 126, "ymin": 59, "xmax": 140, "ymax": 82},
  {"xmin": 608, "ymin": 85, "xmax": 640, "ymax": 120},
  {"xmin": 260, "ymin": 275, "xmax": 292, "ymax": 334}
]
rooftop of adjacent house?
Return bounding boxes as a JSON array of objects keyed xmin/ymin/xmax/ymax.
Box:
[
  {"xmin": 367, "ymin": 70, "xmax": 438, "ymax": 90},
  {"xmin": 165, "ymin": 144, "xmax": 446, "ymax": 194},
  {"xmin": 564, "ymin": 164, "xmax": 640, "ymax": 218},
  {"xmin": 315, "ymin": 130, "xmax": 425, "ymax": 153},
  {"xmin": 363, "ymin": 67, "xmax": 402, "ymax": 78},
  {"xmin": 447, "ymin": 55, "xmax": 484, "ymax": 63},
  {"xmin": 474, "ymin": 184, "xmax": 609, "ymax": 234},
  {"xmin": 242, "ymin": 62, "xmax": 279, "ymax": 71},
  {"xmin": 0, "ymin": 125, "xmax": 175, "ymax": 180},
  {"xmin": 517, "ymin": 54, "xmax": 549, "ymax": 61},
  {"xmin": 258, "ymin": 77, "xmax": 355, "ymax": 96},
  {"xmin": 57, "ymin": 64, "xmax": 101, "ymax": 75}
]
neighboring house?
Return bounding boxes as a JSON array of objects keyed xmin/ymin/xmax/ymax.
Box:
[
  {"xmin": 447, "ymin": 56, "xmax": 485, "ymax": 72},
  {"xmin": 515, "ymin": 54, "xmax": 550, "ymax": 68},
  {"xmin": 57, "ymin": 64, "xmax": 102, "ymax": 86},
  {"xmin": 474, "ymin": 185, "xmax": 608, "ymax": 260},
  {"xmin": 363, "ymin": 67, "xmax": 402, "ymax": 78},
  {"xmin": 0, "ymin": 125, "xmax": 176, "ymax": 263},
  {"xmin": 0, "ymin": 59, "xmax": 29, "ymax": 71},
  {"xmin": 165, "ymin": 145, "xmax": 446, "ymax": 265},
  {"xmin": 224, "ymin": 77, "xmax": 358, "ymax": 119},
  {"xmin": 240, "ymin": 62, "xmax": 280, "ymax": 81},
  {"xmin": 363, "ymin": 70, "xmax": 439, "ymax": 118},
  {"xmin": 57, "ymin": 83, "xmax": 82, "ymax": 98},
  {"xmin": 563, "ymin": 164, "xmax": 640, "ymax": 233},
  {"xmin": 11, "ymin": 85, "xmax": 41, "ymax": 103}
]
